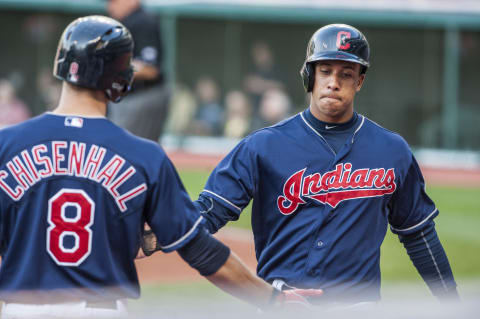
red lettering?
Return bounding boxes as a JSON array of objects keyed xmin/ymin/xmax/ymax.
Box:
[
  {"xmin": 21, "ymin": 151, "xmax": 39, "ymax": 182},
  {"xmin": 53, "ymin": 141, "xmax": 68, "ymax": 175},
  {"xmin": 367, "ymin": 168, "xmax": 386, "ymax": 188},
  {"xmin": 278, "ymin": 164, "xmax": 398, "ymax": 213},
  {"xmin": 340, "ymin": 163, "xmax": 352, "ymax": 188},
  {"xmin": 83, "ymin": 146, "xmax": 106, "ymax": 179},
  {"xmin": 328, "ymin": 164, "xmax": 343, "ymax": 189},
  {"xmin": 302, "ymin": 173, "xmax": 321, "ymax": 195},
  {"xmin": 349, "ymin": 169, "xmax": 369, "ymax": 188},
  {"xmin": 96, "ymin": 155, "xmax": 125, "ymax": 186},
  {"xmin": 0, "ymin": 170, "xmax": 23, "ymax": 200},
  {"xmin": 32, "ymin": 145, "xmax": 53, "ymax": 178},
  {"xmin": 108, "ymin": 166, "xmax": 136, "ymax": 197},
  {"xmin": 68, "ymin": 142, "xmax": 86, "ymax": 177},
  {"xmin": 277, "ymin": 169, "xmax": 306, "ymax": 215},
  {"xmin": 116, "ymin": 183, "xmax": 147, "ymax": 212},
  {"xmin": 382, "ymin": 169, "xmax": 396, "ymax": 191},
  {"xmin": 7, "ymin": 156, "xmax": 34, "ymax": 189}
]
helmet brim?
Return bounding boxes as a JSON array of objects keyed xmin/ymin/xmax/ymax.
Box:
[{"xmin": 307, "ymin": 51, "xmax": 370, "ymax": 68}]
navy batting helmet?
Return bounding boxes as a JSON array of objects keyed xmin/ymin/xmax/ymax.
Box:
[
  {"xmin": 53, "ymin": 15, "xmax": 134, "ymax": 103},
  {"xmin": 300, "ymin": 24, "xmax": 370, "ymax": 92}
]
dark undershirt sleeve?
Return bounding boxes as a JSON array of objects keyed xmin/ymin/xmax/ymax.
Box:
[
  {"xmin": 177, "ymin": 228, "xmax": 231, "ymax": 276},
  {"xmin": 399, "ymin": 220, "xmax": 459, "ymax": 300}
]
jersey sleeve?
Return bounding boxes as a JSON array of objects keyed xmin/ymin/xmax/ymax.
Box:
[
  {"xmin": 145, "ymin": 156, "xmax": 202, "ymax": 252},
  {"xmin": 388, "ymin": 155, "xmax": 438, "ymax": 235},
  {"xmin": 201, "ymin": 138, "xmax": 257, "ymax": 215}
]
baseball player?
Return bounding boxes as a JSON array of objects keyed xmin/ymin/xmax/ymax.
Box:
[
  {"xmin": 188, "ymin": 24, "xmax": 460, "ymax": 304},
  {"xmin": 0, "ymin": 16, "xmax": 321, "ymax": 318}
]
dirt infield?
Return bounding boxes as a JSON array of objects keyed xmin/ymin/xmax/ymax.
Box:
[
  {"xmin": 135, "ymin": 150, "xmax": 480, "ymax": 284},
  {"xmin": 136, "ymin": 228, "xmax": 256, "ymax": 283}
]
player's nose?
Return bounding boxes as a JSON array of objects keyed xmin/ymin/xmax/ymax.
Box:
[{"xmin": 326, "ymin": 74, "xmax": 341, "ymax": 90}]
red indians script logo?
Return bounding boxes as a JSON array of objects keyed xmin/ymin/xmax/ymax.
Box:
[{"xmin": 277, "ymin": 163, "xmax": 396, "ymax": 215}]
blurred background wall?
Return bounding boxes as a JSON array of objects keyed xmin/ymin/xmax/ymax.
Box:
[{"xmin": 0, "ymin": 0, "xmax": 479, "ymax": 153}]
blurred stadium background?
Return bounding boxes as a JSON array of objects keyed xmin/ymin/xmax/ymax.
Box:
[{"xmin": 0, "ymin": 0, "xmax": 479, "ymax": 316}]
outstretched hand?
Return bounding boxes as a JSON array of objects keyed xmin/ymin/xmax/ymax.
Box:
[{"xmin": 274, "ymin": 288, "xmax": 324, "ymax": 310}]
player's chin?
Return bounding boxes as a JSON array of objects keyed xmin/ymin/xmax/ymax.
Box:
[{"xmin": 319, "ymin": 103, "xmax": 345, "ymax": 116}]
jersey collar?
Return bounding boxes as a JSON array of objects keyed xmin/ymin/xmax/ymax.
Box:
[{"xmin": 300, "ymin": 109, "xmax": 365, "ymax": 144}]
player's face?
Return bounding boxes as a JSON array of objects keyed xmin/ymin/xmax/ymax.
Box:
[{"xmin": 310, "ymin": 60, "xmax": 365, "ymax": 123}]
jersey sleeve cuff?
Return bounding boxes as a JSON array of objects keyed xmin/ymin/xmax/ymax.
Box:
[
  {"xmin": 389, "ymin": 208, "xmax": 439, "ymax": 235},
  {"xmin": 201, "ymin": 190, "xmax": 242, "ymax": 214},
  {"xmin": 160, "ymin": 216, "xmax": 204, "ymax": 253}
]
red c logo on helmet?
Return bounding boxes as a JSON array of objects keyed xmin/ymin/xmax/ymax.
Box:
[{"xmin": 336, "ymin": 31, "xmax": 351, "ymax": 50}]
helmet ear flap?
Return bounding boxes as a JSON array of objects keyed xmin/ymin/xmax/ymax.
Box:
[{"xmin": 300, "ymin": 62, "xmax": 315, "ymax": 93}]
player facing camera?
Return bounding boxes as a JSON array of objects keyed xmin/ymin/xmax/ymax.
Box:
[
  {"xmin": 300, "ymin": 24, "xmax": 369, "ymax": 124},
  {"xmin": 53, "ymin": 15, "xmax": 134, "ymax": 103}
]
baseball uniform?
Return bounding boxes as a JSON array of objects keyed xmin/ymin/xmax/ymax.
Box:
[{"xmin": 197, "ymin": 109, "xmax": 455, "ymax": 303}]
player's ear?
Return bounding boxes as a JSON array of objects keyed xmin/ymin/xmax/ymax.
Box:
[{"xmin": 356, "ymin": 74, "xmax": 365, "ymax": 92}]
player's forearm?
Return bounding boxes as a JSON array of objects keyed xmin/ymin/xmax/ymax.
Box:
[
  {"xmin": 399, "ymin": 222, "xmax": 459, "ymax": 300},
  {"xmin": 206, "ymin": 251, "xmax": 274, "ymax": 309},
  {"xmin": 132, "ymin": 60, "xmax": 159, "ymax": 81},
  {"xmin": 177, "ymin": 229, "xmax": 273, "ymax": 308}
]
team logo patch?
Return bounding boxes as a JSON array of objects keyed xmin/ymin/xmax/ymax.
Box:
[
  {"xmin": 277, "ymin": 163, "xmax": 396, "ymax": 215},
  {"xmin": 69, "ymin": 62, "xmax": 79, "ymax": 82},
  {"xmin": 336, "ymin": 31, "xmax": 351, "ymax": 50},
  {"xmin": 65, "ymin": 117, "xmax": 84, "ymax": 128}
]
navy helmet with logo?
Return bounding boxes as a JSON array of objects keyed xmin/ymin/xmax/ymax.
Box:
[
  {"xmin": 53, "ymin": 15, "xmax": 134, "ymax": 102},
  {"xmin": 300, "ymin": 24, "xmax": 370, "ymax": 92}
]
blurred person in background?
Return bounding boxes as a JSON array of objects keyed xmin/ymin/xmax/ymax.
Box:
[
  {"xmin": 251, "ymin": 88, "xmax": 291, "ymax": 131},
  {"xmin": 106, "ymin": 0, "xmax": 170, "ymax": 142},
  {"xmin": 36, "ymin": 67, "xmax": 62, "ymax": 111},
  {"xmin": 189, "ymin": 76, "xmax": 224, "ymax": 136},
  {"xmin": 165, "ymin": 83, "xmax": 197, "ymax": 137},
  {"xmin": 223, "ymin": 90, "xmax": 252, "ymax": 138},
  {"xmin": 244, "ymin": 42, "xmax": 285, "ymax": 115},
  {"xmin": 0, "ymin": 79, "xmax": 31, "ymax": 128}
]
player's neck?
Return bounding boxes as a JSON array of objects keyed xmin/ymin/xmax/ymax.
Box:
[
  {"xmin": 52, "ymin": 83, "xmax": 108, "ymax": 117},
  {"xmin": 309, "ymin": 105, "xmax": 354, "ymax": 124}
]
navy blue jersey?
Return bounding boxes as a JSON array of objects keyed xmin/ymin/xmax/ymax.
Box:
[
  {"xmin": 201, "ymin": 111, "xmax": 437, "ymax": 302},
  {"xmin": 0, "ymin": 113, "xmax": 201, "ymax": 302}
]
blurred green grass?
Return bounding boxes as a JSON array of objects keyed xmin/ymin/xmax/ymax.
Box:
[{"xmin": 179, "ymin": 168, "xmax": 480, "ymax": 281}]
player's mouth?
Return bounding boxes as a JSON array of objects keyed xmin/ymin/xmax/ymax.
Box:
[{"xmin": 321, "ymin": 94, "xmax": 341, "ymax": 101}]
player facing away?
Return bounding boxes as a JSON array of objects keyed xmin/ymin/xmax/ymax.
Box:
[
  {"xmin": 191, "ymin": 24, "xmax": 460, "ymax": 304},
  {"xmin": 0, "ymin": 16, "xmax": 321, "ymax": 318}
]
